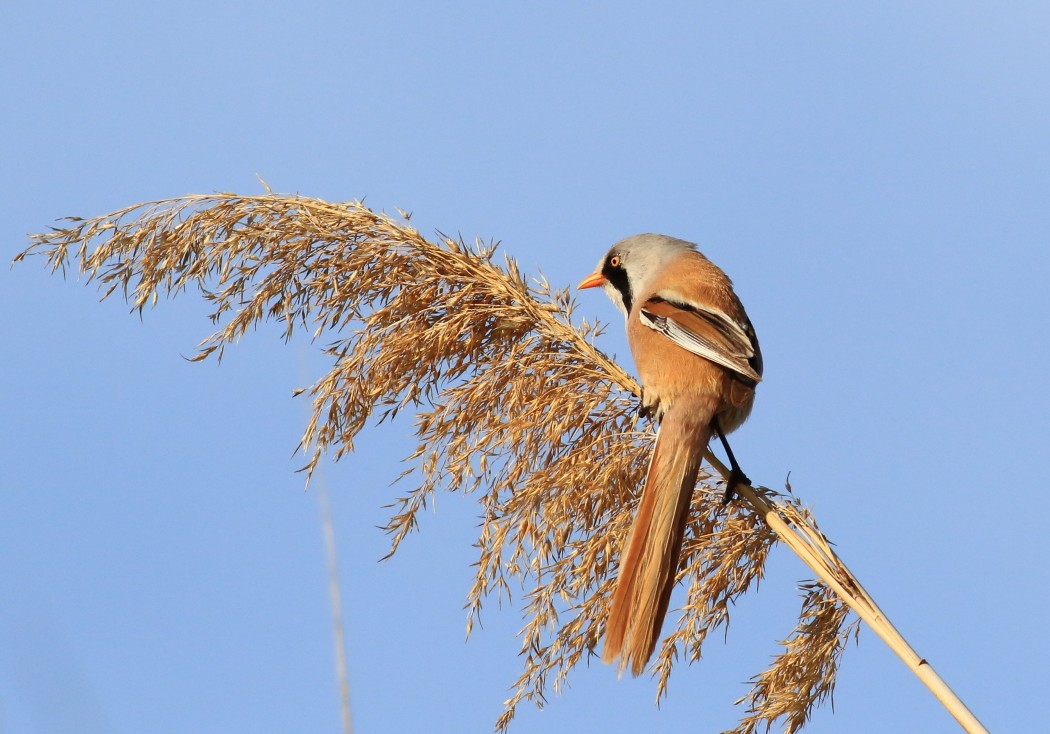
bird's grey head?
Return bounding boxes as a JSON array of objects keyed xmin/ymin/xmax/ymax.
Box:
[{"xmin": 590, "ymin": 234, "xmax": 696, "ymax": 318}]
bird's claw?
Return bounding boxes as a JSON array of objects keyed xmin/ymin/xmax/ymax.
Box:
[{"xmin": 722, "ymin": 466, "xmax": 750, "ymax": 505}]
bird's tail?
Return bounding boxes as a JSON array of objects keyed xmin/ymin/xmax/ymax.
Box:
[{"xmin": 602, "ymin": 407, "xmax": 711, "ymax": 675}]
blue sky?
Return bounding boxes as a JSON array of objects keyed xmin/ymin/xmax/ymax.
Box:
[{"xmin": 3, "ymin": 2, "xmax": 1048, "ymax": 732}]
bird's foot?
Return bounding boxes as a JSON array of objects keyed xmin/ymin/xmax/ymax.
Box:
[
  {"xmin": 636, "ymin": 390, "xmax": 656, "ymax": 424},
  {"xmin": 722, "ymin": 466, "xmax": 751, "ymax": 505}
]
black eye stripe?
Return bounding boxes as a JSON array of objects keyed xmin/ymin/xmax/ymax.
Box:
[{"xmin": 602, "ymin": 258, "xmax": 632, "ymax": 313}]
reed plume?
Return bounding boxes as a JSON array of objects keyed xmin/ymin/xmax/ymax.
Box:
[{"xmin": 15, "ymin": 191, "xmax": 985, "ymax": 733}]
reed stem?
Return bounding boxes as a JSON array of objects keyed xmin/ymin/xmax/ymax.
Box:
[{"xmin": 703, "ymin": 451, "xmax": 988, "ymax": 734}]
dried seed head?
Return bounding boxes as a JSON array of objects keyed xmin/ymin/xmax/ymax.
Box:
[{"xmin": 18, "ymin": 193, "xmax": 856, "ymax": 733}]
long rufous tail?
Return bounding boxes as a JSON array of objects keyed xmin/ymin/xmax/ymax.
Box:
[{"xmin": 602, "ymin": 404, "xmax": 712, "ymax": 675}]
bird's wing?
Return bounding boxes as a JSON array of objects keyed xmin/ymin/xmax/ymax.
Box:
[{"xmin": 639, "ymin": 296, "xmax": 762, "ymax": 384}]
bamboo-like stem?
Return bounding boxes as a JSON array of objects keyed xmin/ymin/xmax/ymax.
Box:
[{"xmin": 703, "ymin": 451, "xmax": 988, "ymax": 734}]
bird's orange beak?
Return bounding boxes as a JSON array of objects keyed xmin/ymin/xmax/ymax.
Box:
[{"xmin": 577, "ymin": 271, "xmax": 606, "ymax": 290}]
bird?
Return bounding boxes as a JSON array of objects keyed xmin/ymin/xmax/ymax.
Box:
[{"xmin": 577, "ymin": 233, "xmax": 762, "ymax": 676}]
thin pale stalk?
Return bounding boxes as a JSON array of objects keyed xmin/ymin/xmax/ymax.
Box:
[
  {"xmin": 703, "ymin": 451, "xmax": 988, "ymax": 734},
  {"xmin": 318, "ymin": 471, "xmax": 353, "ymax": 734}
]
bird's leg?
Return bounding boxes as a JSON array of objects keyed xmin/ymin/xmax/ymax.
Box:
[{"xmin": 713, "ymin": 418, "xmax": 750, "ymax": 505}]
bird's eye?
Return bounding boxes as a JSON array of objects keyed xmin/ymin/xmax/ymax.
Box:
[{"xmin": 609, "ymin": 255, "xmax": 621, "ymax": 268}]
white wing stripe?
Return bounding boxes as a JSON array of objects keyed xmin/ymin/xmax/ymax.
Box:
[{"xmin": 639, "ymin": 308, "xmax": 762, "ymax": 384}]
